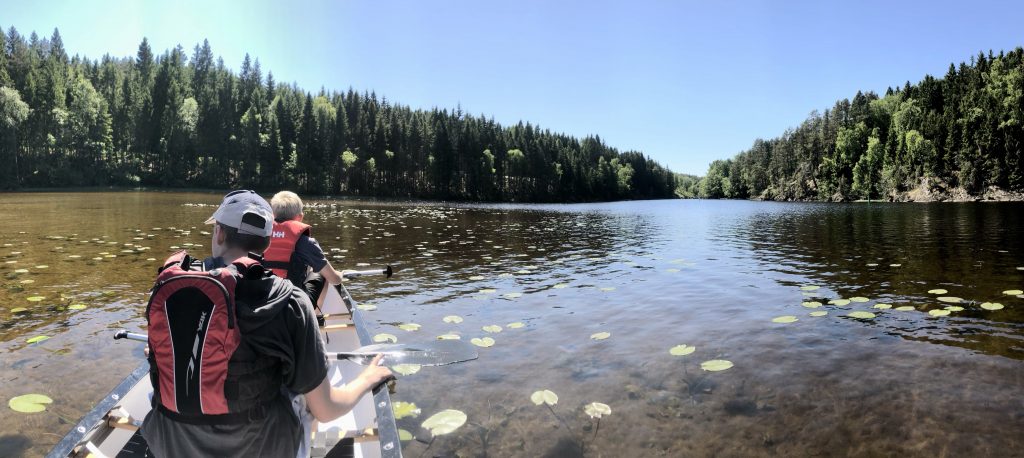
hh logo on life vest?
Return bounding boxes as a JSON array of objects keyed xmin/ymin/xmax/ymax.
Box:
[{"xmin": 272, "ymin": 231, "xmax": 285, "ymax": 238}]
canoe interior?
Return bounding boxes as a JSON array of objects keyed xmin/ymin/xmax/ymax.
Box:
[{"xmin": 51, "ymin": 283, "xmax": 399, "ymax": 458}]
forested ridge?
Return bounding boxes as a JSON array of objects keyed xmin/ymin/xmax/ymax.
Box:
[
  {"xmin": 0, "ymin": 27, "xmax": 677, "ymax": 202},
  {"xmin": 693, "ymin": 47, "xmax": 1024, "ymax": 201}
]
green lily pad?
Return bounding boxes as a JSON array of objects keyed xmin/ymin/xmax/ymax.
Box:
[
  {"xmin": 67, "ymin": 304, "xmax": 87, "ymax": 310},
  {"xmin": 599, "ymin": 287, "xmax": 615, "ymax": 292},
  {"xmin": 442, "ymin": 315, "xmax": 463, "ymax": 324},
  {"xmin": 436, "ymin": 334, "xmax": 461, "ymax": 340},
  {"xmin": 34, "ymin": 265, "xmax": 48, "ymax": 269},
  {"xmin": 669, "ymin": 344, "xmax": 695, "ymax": 356},
  {"xmin": 470, "ymin": 337, "xmax": 495, "ymax": 347},
  {"xmin": 828, "ymin": 299, "xmax": 851, "ymax": 306},
  {"xmin": 26, "ymin": 296, "xmax": 45, "ymax": 302},
  {"xmin": 890, "ymin": 263, "xmax": 902, "ymax": 267},
  {"xmin": 373, "ymin": 333, "xmax": 398, "ymax": 343},
  {"xmin": 19, "ymin": 279, "xmax": 34, "ymax": 284},
  {"xmin": 398, "ymin": 429, "xmax": 414, "ymax": 441},
  {"xmin": 421, "ymin": 409, "xmax": 467, "ymax": 436},
  {"xmin": 928, "ymin": 309, "xmax": 950, "ymax": 317},
  {"xmin": 506, "ymin": 322, "xmax": 525, "ymax": 329},
  {"xmin": 502, "ymin": 292, "xmax": 523, "ymax": 299},
  {"xmin": 1003, "ymin": 289, "xmax": 1023, "ymax": 296},
  {"xmin": 468, "ymin": 276, "xmax": 485, "ymax": 281},
  {"xmin": 392, "ymin": 364, "xmax": 421, "ymax": 376},
  {"xmin": 799, "ymin": 285, "xmax": 820, "ymax": 291},
  {"xmin": 927, "ymin": 289, "xmax": 948, "ymax": 295},
  {"xmin": 873, "ymin": 303, "xmax": 892, "ymax": 310},
  {"xmin": 530, "ymin": 390, "xmax": 558, "ymax": 406},
  {"xmin": 937, "ymin": 297, "xmax": 963, "ymax": 304},
  {"xmin": 771, "ymin": 316, "xmax": 798, "ymax": 323},
  {"xmin": 553, "ymin": 283, "xmax": 569, "ymax": 289},
  {"xmin": 26, "ymin": 335, "xmax": 49, "ymax": 344},
  {"xmin": 8, "ymin": 394, "xmax": 53, "ymax": 413},
  {"xmin": 809, "ymin": 311, "xmax": 828, "ymax": 317},
  {"xmin": 980, "ymin": 302, "xmax": 1004, "ymax": 311},
  {"xmin": 894, "ymin": 306, "xmax": 916, "ymax": 311},
  {"xmin": 866, "ymin": 263, "xmax": 879, "ymax": 267},
  {"xmin": 801, "ymin": 301, "xmax": 822, "ymax": 308},
  {"xmin": 356, "ymin": 304, "xmax": 377, "ymax": 311},
  {"xmin": 10, "ymin": 307, "xmax": 28, "ymax": 313},
  {"xmin": 397, "ymin": 323, "xmax": 421, "ymax": 332},
  {"xmin": 13, "ymin": 269, "xmax": 28, "ymax": 274},
  {"xmin": 590, "ymin": 331, "xmax": 611, "ymax": 340},
  {"xmin": 944, "ymin": 305, "xmax": 964, "ymax": 312},
  {"xmin": 700, "ymin": 360, "xmax": 733, "ymax": 372},
  {"xmin": 584, "ymin": 402, "xmax": 611, "ymax": 419},
  {"xmin": 482, "ymin": 325, "xmax": 503, "ymax": 333},
  {"xmin": 393, "ymin": 401, "xmax": 421, "ymax": 419},
  {"xmin": 849, "ymin": 297, "xmax": 870, "ymax": 303},
  {"xmin": 847, "ymin": 311, "xmax": 876, "ymax": 319}
]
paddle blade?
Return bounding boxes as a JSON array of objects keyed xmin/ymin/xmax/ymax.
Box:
[{"xmin": 331, "ymin": 340, "xmax": 478, "ymax": 367}]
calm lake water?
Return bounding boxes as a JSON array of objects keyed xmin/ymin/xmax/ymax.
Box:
[{"xmin": 1, "ymin": 192, "xmax": 1023, "ymax": 457}]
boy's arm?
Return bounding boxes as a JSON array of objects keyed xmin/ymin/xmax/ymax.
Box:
[
  {"xmin": 304, "ymin": 355, "xmax": 393, "ymax": 422},
  {"xmin": 318, "ymin": 260, "xmax": 344, "ymax": 285}
]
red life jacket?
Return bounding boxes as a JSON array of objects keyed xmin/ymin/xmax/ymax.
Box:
[
  {"xmin": 146, "ymin": 251, "xmax": 278, "ymax": 424},
  {"xmin": 262, "ymin": 220, "xmax": 311, "ymax": 279}
]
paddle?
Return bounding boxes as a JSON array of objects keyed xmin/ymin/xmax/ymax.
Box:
[
  {"xmin": 342, "ymin": 265, "xmax": 394, "ymax": 280},
  {"xmin": 113, "ymin": 330, "xmax": 477, "ymax": 367}
]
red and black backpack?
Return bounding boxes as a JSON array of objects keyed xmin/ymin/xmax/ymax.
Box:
[{"xmin": 146, "ymin": 250, "xmax": 277, "ymax": 424}]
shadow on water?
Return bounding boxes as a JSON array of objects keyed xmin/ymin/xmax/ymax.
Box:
[{"xmin": 0, "ymin": 434, "xmax": 33, "ymax": 458}]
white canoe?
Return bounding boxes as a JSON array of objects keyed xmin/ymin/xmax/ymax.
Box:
[{"xmin": 47, "ymin": 282, "xmax": 402, "ymax": 458}]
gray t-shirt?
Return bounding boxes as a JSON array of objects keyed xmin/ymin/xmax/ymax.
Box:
[{"xmin": 141, "ymin": 258, "xmax": 328, "ymax": 458}]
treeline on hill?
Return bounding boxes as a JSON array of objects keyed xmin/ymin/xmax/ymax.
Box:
[
  {"xmin": 695, "ymin": 48, "xmax": 1024, "ymax": 201},
  {"xmin": 0, "ymin": 27, "xmax": 676, "ymax": 202}
]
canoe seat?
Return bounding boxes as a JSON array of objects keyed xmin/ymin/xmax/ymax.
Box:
[{"xmin": 115, "ymin": 429, "xmax": 152, "ymax": 457}]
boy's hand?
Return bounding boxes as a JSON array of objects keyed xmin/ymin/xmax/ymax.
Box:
[{"xmin": 359, "ymin": 354, "xmax": 394, "ymax": 387}]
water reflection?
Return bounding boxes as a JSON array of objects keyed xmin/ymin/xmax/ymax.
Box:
[{"xmin": 1, "ymin": 194, "xmax": 1022, "ymax": 457}]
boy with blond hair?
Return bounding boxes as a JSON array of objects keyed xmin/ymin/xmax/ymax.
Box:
[{"xmin": 264, "ymin": 191, "xmax": 346, "ymax": 308}]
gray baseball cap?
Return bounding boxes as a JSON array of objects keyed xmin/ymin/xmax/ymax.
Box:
[{"xmin": 204, "ymin": 190, "xmax": 274, "ymax": 237}]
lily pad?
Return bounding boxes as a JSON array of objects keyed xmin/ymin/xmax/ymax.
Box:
[
  {"xmin": 437, "ymin": 334, "xmax": 461, "ymax": 340},
  {"xmin": 928, "ymin": 309, "xmax": 951, "ymax": 317},
  {"xmin": 68, "ymin": 304, "xmax": 87, "ymax": 310},
  {"xmin": 599, "ymin": 287, "xmax": 615, "ymax": 292},
  {"xmin": 553, "ymin": 283, "xmax": 569, "ymax": 289},
  {"xmin": 8, "ymin": 394, "xmax": 53, "ymax": 413},
  {"xmin": 442, "ymin": 315, "xmax": 463, "ymax": 324},
  {"xmin": 373, "ymin": 333, "xmax": 398, "ymax": 343},
  {"xmin": 421, "ymin": 409, "xmax": 467, "ymax": 437},
  {"xmin": 801, "ymin": 301, "xmax": 822, "ymax": 308},
  {"xmin": 584, "ymin": 402, "xmax": 611, "ymax": 419},
  {"xmin": 479, "ymin": 289, "xmax": 496, "ymax": 294},
  {"xmin": 980, "ymin": 302, "xmax": 1004, "ymax": 311},
  {"xmin": 809, "ymin": 311, "xmax": 828, "ymax": 317},
  {"xmin": 927, "ymin": 289, "xmax": 948, "ymax": 295},
  {"xmin": 873, "ymin": 304, "xmax": 892, "ymax": 310},
  {"xmin": 530, "ymin": 390, "xmax": 558, "ymax": 406},
  {"xmin": 18, "ymin": 279, "xmax": 34, "ymax": 284},
  {"xmin": 771, "ymin": 316, "xmax": 798, "ymax": 323},
  {"xmin": 34, "ymin": 265, "xmax": 48, "ymax": 269},
  {"xmin": 26, "ymin": 296, "xmax": 45, "ymax": 302},
  {"xmin": 393, "ymin": 402, "xmax": 421, "ymax": 419},
  {"xmin": 890, "ymin": 263, "xmax": 902, "ymax": 267},
  {"xmin": 356, "ymin": 304, "xmax": 377, "ymax": 311},
  {"xmin": 799, "ymin": 285, "xmax": 820, "ymax": 291},
  {"xmin": 470, "ymin": 337, "xmax": 495, "ymax": 347},
  {"xmin": 506, "ymin": 322, "xmax": 525, "ymax": 329},
  {"xmin": 468, "ymin": 276, "xmax": 485, "ymax": 281},
  {"xmin": 1003, "ymin": 289, "xmax": 1023, "ymax": 296},
  {"xmin": 397, "ymin": 323, "xmax": 421, "ymax": 332},
  {"xmin": 502, "ymin": 292, "xmax": 523, "ymax": 299},
  {"xmin": 398, "ymin": 429, "xmax": 414, "ymax": 441},
  {"xmin": 590, "ymin": 331, "xmax": 611, "ymax": 340},
  {"xmin": 847, "ymin": 311, "xmax": 876, "ymax": 319},
  {"xmin": 10, "ymin": 307, "xmax": 28, "ymax": 313},
  {"xmin": 828, "ymin": 299, "xmax": 851, "ymax": 306},
  {"xmin": 13, "ymin": 269, "xmax": 28, "ymax": 274},
  {"xmin": 944, "ymin": 306, "xmax": 964, "ymax": 312},
  {"xmin": 894, "ymin": 306, "xmax": 916, "ymax": 311},
  {"xmin": 937, "ymin": 297, "xmax": 963, "ymax": 304},
  {"xmin": 669, "ymin": 344, "xmax": 695, "ymax": 356},
  {"xmin": 849, "ymin": 297, "xmax": 870, "ymax": 303},
  {"xmin": 26, "ymin": 335, "xmax": 50, "ymax": 344},
  {"xmin": 392, "ymin": 364, "xmax": 421, "ymax": 376},
  {"xmin": 482, "ymin": 325, "xmax": 503, "ymax": 333},
  {"xmin": 700, "ymin": 360, "xmax": 733, "ymax": 372}
]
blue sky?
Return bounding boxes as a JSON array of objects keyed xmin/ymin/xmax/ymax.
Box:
[{"xmin": 2, "ymin": 0, "xmax": 1022, "ymax": 175}]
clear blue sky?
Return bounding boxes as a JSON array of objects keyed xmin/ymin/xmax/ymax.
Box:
[{"xmin": 2, "ymin": 0, "xmax": 1022, "ymax": 175}]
